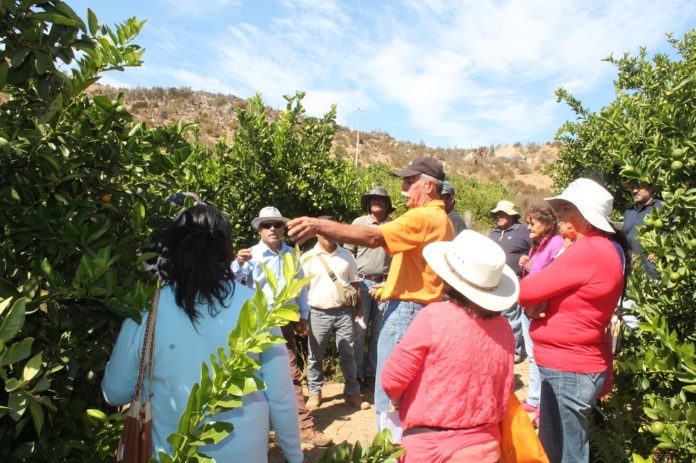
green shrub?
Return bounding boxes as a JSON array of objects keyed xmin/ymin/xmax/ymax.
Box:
[{"xmin": 0, "ymin": 2, "xmax": 202, "ymax": 460}]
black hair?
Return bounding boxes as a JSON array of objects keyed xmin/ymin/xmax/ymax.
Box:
[
  {"xmin": 444, "ymin": 284, "xmax": 500, "ymax": 320},
  {"xmin": 159, "ymin": 204, "xmax": 235, "ymax": 324}
]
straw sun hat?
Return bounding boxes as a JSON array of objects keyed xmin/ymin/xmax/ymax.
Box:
[
  {"xmin": 423, "ymin": 230, "xmax": 519, "ymax": 312},
  {"xmin": 251, "ymin": 206, "xmax": 290, "ymax": 228},
  {"xmin": 490, "ymin": 200, "xmax": 520, "ymax": 217}
]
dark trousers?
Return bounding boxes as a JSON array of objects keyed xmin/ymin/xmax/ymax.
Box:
[{"xmin": 281, "ymin": 323, "xmax": 314, "ymax": 430}]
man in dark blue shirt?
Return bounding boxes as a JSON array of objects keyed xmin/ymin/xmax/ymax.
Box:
[
  {"xmin": 622, "ymin": 182, "xmax": 663, "ymax": 279},
  {"xmin": 489, "ymin": 200, "xmax": 532, "ymax": 362}
]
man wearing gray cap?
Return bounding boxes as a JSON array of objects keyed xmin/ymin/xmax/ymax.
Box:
[
  {"xmin": 345, "ymin": 187, "xmax": 394, "ymax": 392},
  {"xmin": 287, "ymin": 156, "xmax": 454, "ymax": 425},
  {"xmin": 441, "ymin": 181, "xmax": 467, "ymax": 235},
  {"xmin": 232, "ymin": 206, "xmax": 332, "ymax": 447}
]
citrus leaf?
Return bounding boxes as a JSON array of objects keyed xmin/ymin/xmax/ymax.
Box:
[{"xmin": 0, "ymin": 297, "xmax": 26, "ymax": 343}]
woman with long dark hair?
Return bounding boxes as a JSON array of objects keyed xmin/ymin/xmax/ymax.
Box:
[
  {"xmin": 518, "ymin": 204, "xmax": 566, "ymax": 425},
  {"xmin": 102, "ymin": 204, "xmax": 302, "ymax": 462},
  {"xmin": 519, "ymin": 179, "xmax": 630, "ymax": 462}
]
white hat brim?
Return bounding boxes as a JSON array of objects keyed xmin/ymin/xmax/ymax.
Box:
[
  {"xmin": 423, "ymin": 241, "xmax": 520, "ymax": 312},
  {"xmin": 489, "ymin": 203, "xmax": 520, "ymax": 216},
  {"xmin": 545, "ymin": 197, "xmax": 614, "ymax": 234}
]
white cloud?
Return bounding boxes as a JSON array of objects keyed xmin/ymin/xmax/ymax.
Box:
[
  {"xmin": 355, "ymin": 0, "xmax": 693, "ymax": 145},
  {"xmin": 303, "ymin": 89, "xmax": 373, "ymax": 122},
  {"xmin": 98, "ymin": 74, "xmax": 133, "ymax": 89},
  {"xmin": 165, "ymin": 69, "xmax": 239, "ymax": 94},
  {"xmin": 209, "ymin": 1, "xmax": 361, "ymax": 108},
  {"xmin": 108, "ymin": 0, "xmax": 696, "ymax": 146},
  {"xmin": 150, "ymin": 26, "xmax": 180, "ymax": 55},
  {"xmin": 162, "ymin": 0, "xmax": 240, "ymax": 16}
]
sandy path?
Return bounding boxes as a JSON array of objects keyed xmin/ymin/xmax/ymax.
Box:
[{"xmin": 269, "ymin": 360, "xmax": 531, "ymax": 462}]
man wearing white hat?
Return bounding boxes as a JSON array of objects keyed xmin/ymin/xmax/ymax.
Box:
[
  {"xmin": 233, "ymin": 206, "xmax": 332, "ymax": 447},
  {"xmin": 489, "ymin": 200, "xmax": 532, "ymax": 363}
]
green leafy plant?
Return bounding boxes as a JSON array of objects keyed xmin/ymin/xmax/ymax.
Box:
[
  {"xmin": 318, "ymin": 429, "xmax": 404, "ymax": 463},
  {"xmin": 0, "ymin": 2, "xmax": 527, "ymax": 461},
  {"xmin": 0, "ymin": 2, "xmax": 201, "ymax": 460},
  {"xmin": 181, "ymin": 91, "xmax": 365, "ymax": 250}
]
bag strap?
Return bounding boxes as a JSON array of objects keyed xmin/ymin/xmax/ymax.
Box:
[
  {"xmin": 134, "ymin": 280, "xmax": 160, "ymax": 403},
  {"xmin": 317, "ymin": 253, "xmax": 349, "ymax": 297}
]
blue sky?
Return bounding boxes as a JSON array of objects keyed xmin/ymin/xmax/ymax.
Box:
[{"xmin": 70, "ymin": 0, "xmax": 695, "ymax": 148}]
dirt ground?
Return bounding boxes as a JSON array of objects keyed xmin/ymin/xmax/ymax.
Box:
[{"xmin": 268, "ymin": 360, "xmax": 531, "ymax": 462}]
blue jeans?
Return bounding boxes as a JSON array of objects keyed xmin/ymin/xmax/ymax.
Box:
[
  {"xmin": 502, "ymin": 303, "xmax": 525, "ymax": 360},
  {"xmin": 307, "ymin": 306, "xmax": 360, "ymax": 396},
  {"xmin": 521, "ymin": 313, "xmax": 540, "ymax": 407},
  {"xmin": 374, "ymin": 300, "xmax": 425, "ymax": 419},
  {"xmin": 538, "ymin": 366, "xmax": 607, "ymax": 463},
  {"xmin": 353, "ymin": 279, "xmax": 386, "ymax": 378}
]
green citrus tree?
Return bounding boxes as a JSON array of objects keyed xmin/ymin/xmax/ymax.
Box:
[
  {"xmin": 178, "ymin": 91, "xmax": 368, "ymax": 250},
  {"xmin": 553, "ymin": 30, "xmax": 695, "ymax": 461},
  {"xmin": 0, "ymin": 1, "xmax": 202, "ymax": 460}
]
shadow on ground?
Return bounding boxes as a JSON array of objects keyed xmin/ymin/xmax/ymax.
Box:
[{"xmin": 269, "ymin": 360, "xmax": 531, "ymax": 462}]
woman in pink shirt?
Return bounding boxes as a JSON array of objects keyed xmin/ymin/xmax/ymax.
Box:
[
  {"xmin": 381, "ymin": 230, "xmax": 518, "ymax": 463},
  {"xmin": 519, "ymin": 178, "xmax": 631, "ymax": 463},
  {"xmin": 518, "ymin": 204, "xmax": 566, "ymax": 424}
]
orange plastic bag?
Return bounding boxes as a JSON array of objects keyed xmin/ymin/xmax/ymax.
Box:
[{"xmin": 499, "ymin": 393, "xmax": 549, "ymax": 463}]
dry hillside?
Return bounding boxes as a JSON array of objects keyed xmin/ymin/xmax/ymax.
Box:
[{"xmin": 87, "ymin": 85, "xmax": 559, "ymax": 201}]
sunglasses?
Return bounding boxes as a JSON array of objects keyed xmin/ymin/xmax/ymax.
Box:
[{"xmin": 259, "ymin": 221, "xmax": 286, "ymax": 230}]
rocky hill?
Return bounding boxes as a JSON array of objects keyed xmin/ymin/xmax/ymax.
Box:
[{"xmin": 87, "ymin": 85, "xmax": 559, "ymax": 200}]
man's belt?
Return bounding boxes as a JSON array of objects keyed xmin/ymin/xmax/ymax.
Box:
[{"xmin": 358, "ymin": 273, "xmax": 387, "ymax": 283}]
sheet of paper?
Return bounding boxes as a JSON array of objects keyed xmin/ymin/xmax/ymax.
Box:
[{"xmin": 379, "ymin": 410, "xmax": 402, "ymax": 443}]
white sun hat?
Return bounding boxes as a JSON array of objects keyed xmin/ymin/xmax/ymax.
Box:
[
  {"xmin": 251, "ymin": 206, "xmax": 290, "ymax": 228},
  {"xmin": 490, "ymin": 200, "xmax": 520, "ymax": 217},
  {"xmin": 423, "ymin": 230, "xmax": 519, "ymax": 312},
  {"xmin": 545, "ymin": 178, "xmax": 615, "ymax": 234}
]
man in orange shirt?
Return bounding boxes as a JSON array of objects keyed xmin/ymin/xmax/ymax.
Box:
[{"xmin": 288, "ymin": 157, "xmax": 454, "ymax": 422}]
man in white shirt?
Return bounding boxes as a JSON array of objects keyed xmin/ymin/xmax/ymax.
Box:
[{"xmin": 301, "ymin": 216, "xmax": 370, "ymax": 412}]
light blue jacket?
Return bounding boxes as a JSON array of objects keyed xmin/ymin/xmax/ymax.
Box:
[{"xmin": 102, "ymin": 283, "xmax": 302, "ymax": 462}]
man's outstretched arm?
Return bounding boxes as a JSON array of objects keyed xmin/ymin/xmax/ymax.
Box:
[{"xmin": 287, "ymin": 217, "xmax": 385, "ymax": 248}]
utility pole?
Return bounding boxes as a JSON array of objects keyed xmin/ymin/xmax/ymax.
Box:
[{"xmin": 354, "ymin": 107, "xmax": 362, "ymax": 168}]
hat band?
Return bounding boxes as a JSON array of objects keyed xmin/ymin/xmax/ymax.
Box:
[{"xmin": 444, "ymin": 253, "xmax": 499, "ymax": 291}]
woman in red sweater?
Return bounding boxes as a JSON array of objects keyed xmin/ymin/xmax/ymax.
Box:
[
  {"xmin": 519, "ymin": 178, "xmax": 630, "ymax": 463},
  {"xmin": 381, "ymin": 230, "xmax": 518, "ymax": 463}
]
